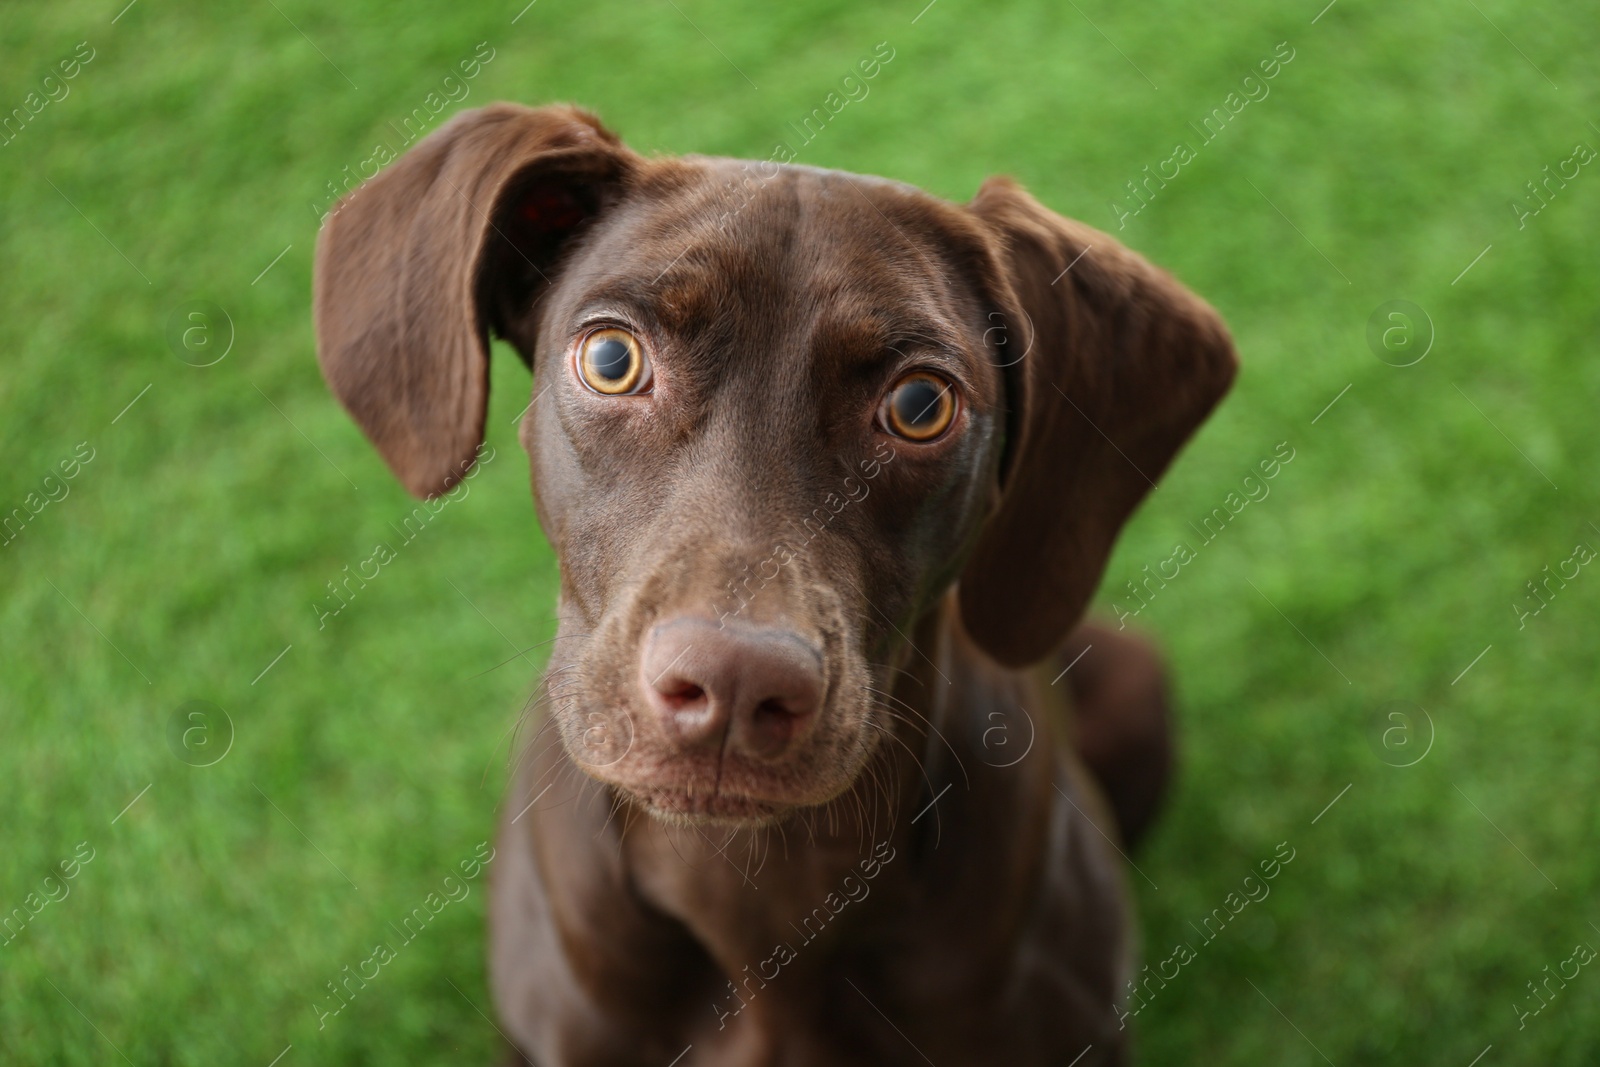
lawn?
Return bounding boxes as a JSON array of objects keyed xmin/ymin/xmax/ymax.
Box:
[{"xmin": 3, "ymin": 0, "xmax": 1597, "ymax": 1063}]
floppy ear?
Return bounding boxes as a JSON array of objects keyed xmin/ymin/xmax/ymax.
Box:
[
  {"xmin": 313, "ymin": 103, "xmax": 635, "ymax": 498},
  {"xmin": 957, "ymin": 176, "xmax": 1238, "ymax": 668}
]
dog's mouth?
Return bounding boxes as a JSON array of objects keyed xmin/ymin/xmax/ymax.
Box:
[
  {"xmin": 627, "ymin": 785, "xmax": 789, "ymax": 825},
  {"xmin": 577, "ymin": 745, "xmax": 856, "ymax": 827},
  {"xmin": 564, "ymin": 705, "xmax": 881, "ymax": 829}
]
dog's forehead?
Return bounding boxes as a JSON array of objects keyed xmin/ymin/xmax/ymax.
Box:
[{"xmin": 564, "ymin": 157, "xmax": 982, "ymax": 350}]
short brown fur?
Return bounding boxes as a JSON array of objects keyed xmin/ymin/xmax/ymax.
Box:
[{"xmin": 314, "ymin": 103, "xmax": 1236, "ymax": 1065}]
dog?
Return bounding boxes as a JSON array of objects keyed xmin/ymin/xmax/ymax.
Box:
[{"xmin": 313, "ymin": 102, "xmax": 1236, "ymax": 1065}]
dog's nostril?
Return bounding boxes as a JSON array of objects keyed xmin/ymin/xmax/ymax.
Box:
[
  {"xmin": 660, "ymin": 681, "xmax": 705, "ymax": 709},
  {"xmin": 755, "ymin": 697, "xmax": 796, "ymax": 718}
]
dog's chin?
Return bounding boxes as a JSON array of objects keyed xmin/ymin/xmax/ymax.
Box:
[
  {"xmin": 627, "ymin": 786, "xmax": 792, "ymax": 828},
  {"xmin": 563, "ymin": 718, "xmax": 883, "ymax": 830}
]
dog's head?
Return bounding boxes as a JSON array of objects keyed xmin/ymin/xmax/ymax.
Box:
[{"xmin": 315, "ymin": 104, "xmax": 1235, "ymax": 824}]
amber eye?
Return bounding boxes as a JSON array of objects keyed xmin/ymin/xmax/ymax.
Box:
[
  {"xmin": 881, "ymin": 372, "xmax": 957, "ymax": 441},
  {"xmin": 576, "ymin": 328, "xmax": 650, "ymax": 395}
]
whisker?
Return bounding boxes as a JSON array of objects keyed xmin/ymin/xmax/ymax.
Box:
[
  {"xmin": 488, "ymin": 671, "xmax": 582, "ymax": 785},
  {"xmin": 468, "ymin": 632, "xmax": 592, "ymax": 679},
  {"xmin": 866, "ymin": 660, "xmax": 924, "ymax": 687},
  {"xmin": 862, "ymin": 684, "xmax": 970, "ymax": 790},
  {"xmin": 862, "ymin": 704, "xmax": 943, "ymax": 843},
  {"xmin": 594, "ymin": 786, "xmax": 628, "ymax": 842}
]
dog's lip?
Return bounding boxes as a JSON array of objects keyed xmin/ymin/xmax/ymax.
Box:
[{"xmin": 629, "ymin": 785, "xmax": 788, "ymax": 822}]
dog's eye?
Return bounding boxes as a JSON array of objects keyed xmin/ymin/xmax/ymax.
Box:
[
  {"xmin": 880, "ymin": 372, "xmax": 957, "ymax": 441},
  {"xmin": 576, "ymin": 328, "xmax": 651, "ymax": 395}
]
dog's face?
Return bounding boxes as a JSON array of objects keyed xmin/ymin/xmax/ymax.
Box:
[
  {"xmin": 520, "ymin": 160, "xmax": 1006, "ymax": 819},
  {"xmin": 314, "ymin": 105, "xmax": 1236, "ymax": 825}
]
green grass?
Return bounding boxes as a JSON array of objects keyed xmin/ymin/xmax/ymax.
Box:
[{"xmin": 3, "ymin": 1, "xmax": 1598, "ymax": 1062}]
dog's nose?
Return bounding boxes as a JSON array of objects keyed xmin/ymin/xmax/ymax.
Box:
[{"xmin": 640, "ymin": 617, "xmax": 824, "ymax": 759}]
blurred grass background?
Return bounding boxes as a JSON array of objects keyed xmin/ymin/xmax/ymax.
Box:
[{"xmin": 3, "ymin": 0, "xmax": 1597, "ymax": 1063}]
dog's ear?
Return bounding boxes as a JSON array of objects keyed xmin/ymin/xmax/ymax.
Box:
[
  {"xmin": 314, "ymin": 103, "xmax": 634, "ymax": 498},
  {"xmin": 957, "ymin": 176, "xmax": 1238, "ymax": 667}
]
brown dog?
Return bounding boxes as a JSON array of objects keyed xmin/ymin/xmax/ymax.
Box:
[{"xmin": 314, "ymin": 103, "xmax": 1235, "ymax": 1065}]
